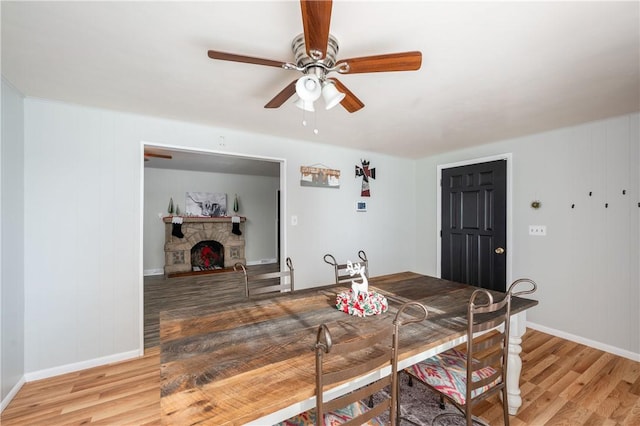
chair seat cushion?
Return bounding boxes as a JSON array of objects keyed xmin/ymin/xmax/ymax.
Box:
[
  {"xmin": 407, "ymin": 348, "xmax": 499, "ymax": 405},
  {"xmin": 275, "ymin": 401, "xmax": 384, "ymax": 426}
]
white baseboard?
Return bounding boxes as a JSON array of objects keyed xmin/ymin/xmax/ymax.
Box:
[
  {"xmin": 24, "ymin": 349, "xmax": 142, "ymax": 382},
  {"xmin": 0, "ymin": 375, "xmax": 26, "ymax": 413},
  {"xmin": 246, "ymin": 258, "xmax": 277, "ymax": 266},
  {"xmin": 527, "ymin": 321, "xmax": 640, "ymax": 362},
  {"xmin": 143, "ymin": 268, "xmax": 164, "ymax": 276}
]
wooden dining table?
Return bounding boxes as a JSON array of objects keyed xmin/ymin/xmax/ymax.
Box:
[{"xmin": 159, "ymin": 272, "xmax": 538, "ymax": 425}]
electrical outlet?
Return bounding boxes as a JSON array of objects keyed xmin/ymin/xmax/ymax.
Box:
[{"xmin": 529, "ymin": 225, "xmax": 547, "ymax": 236}]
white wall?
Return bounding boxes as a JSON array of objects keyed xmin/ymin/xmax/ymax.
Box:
[
  {"xmin": 1, "ymin": 79, "xmax": 26, "ymax": 406},
  {"xmin": 416, "ymin": 113, "xmax": 640, "ymax": 359},
  {"xmin": 143, "ymin": 167, "xmax": 280, "ymax": 272},
  {"xmin": 22, "ymin": 98, "xmax": 416, "ymax": 375}
]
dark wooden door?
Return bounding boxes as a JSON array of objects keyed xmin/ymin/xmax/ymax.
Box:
[{"xmin": 441, "ymin": 159, "xmax": 507, "ymax": 292}]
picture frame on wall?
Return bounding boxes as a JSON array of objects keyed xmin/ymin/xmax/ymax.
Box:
[{"xmin": 300, "ymin": 165, "xmax": 340, "ymax": 188}]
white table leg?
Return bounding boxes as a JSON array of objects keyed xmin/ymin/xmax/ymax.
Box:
[{"xmin": 506, "ymin": 311, "xmax": 526, "ymax": 415}]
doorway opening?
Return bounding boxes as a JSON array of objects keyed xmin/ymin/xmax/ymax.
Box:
[{"xmin": 140, "ymin": 142, "xmax": 286, "ymax": 349}]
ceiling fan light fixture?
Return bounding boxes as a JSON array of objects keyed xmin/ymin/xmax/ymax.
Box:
[
  {"xmin": 295, "ymin": 75, "xmax": 322, "ymax": 101},
  {"xmin": 321, "ymin": 80, "xmax": 346, "ymax": 110},
  {"xmin": 294, "ymin": 97, "xmax": 315, "ymax": 112}
]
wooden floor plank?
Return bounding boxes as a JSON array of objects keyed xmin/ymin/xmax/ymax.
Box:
[
  {"xmin": 621, "ymin": 398, "xmax": 640, "ymax": 425},
  {"xmin": 601, "ymin": 380, "xmax": 635, "ymax": 423}
]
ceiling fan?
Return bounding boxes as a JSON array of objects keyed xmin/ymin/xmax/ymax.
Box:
[{"xmin": 207, "ymin": 0, "xmax": 422, "ymax": 113}]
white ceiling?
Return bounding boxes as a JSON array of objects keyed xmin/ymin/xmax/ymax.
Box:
[{"xmin": 2, "ymin": 1, "xmax": 639, "ymax": 163}]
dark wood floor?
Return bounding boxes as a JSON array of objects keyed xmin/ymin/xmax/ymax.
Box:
[{"xmin": 144, "ymin": 264, "xmax": 278, "ymax": 348}]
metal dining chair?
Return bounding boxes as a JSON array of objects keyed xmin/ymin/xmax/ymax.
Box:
[
  {"xmin": 234, "ymin": 257, "xmax": 294, "ymax": 297},
  {"xmin": 276, "ymin": 301, "xmax": 428, "ymax": 426},
  {"xmin": 403, "ymin": 279, "xmax": 537, "ymax": 426},
  {"xmin": 323, "ymin": 250, "xmax": 368, "ymax": 285}
]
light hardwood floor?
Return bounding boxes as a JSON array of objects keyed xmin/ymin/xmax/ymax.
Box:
[{"xmin": 2, "ymin": 272, "xmax": 639, "ymax": 425}]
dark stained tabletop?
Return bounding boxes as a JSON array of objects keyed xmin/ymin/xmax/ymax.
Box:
[{"xmin": 160, "ymin": 272, "xmax": 538, "ymax": 425}]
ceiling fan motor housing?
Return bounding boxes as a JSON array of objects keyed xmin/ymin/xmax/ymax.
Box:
[{"xmin": 292, "ymin": 33, "xmax": 339, "ymax": 79}]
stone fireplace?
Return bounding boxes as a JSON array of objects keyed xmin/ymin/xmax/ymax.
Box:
[{"xmin": 163, "ymin": 216, "xmax": 246, "ymax": 276}]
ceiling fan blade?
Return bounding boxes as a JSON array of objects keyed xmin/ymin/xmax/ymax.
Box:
[
  {"xmin": 329, "ymin": 78, "xmax": 364, "ymax": 113},
  {"xmin": 265, "ymin": 80, "xmax": 298, "ymax": 108},
  {"xmin": 144, "ymin": 152, "xmax": 172, "ymax": 160},
  {"xmin": 300, "ymin": 0, "xmax": 332, "ymax": 59},
  {"xmin": 337, "ymin": 51, "xmax": 422, "ymax": 74},
  {"xmin": 207, "ymin": 50, "xmax": 287, "ymax": 68}
]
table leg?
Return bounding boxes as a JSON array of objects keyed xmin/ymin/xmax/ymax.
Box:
[{"xmin": 507, "ymin": 311, "xmax": 526, "ymax": 415}]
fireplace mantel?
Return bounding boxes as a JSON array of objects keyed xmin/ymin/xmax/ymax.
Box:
[
  {"xmin": 162, "ymin": 216, "xmax": 246, "ymax": 224},
  {"xmin": 163, "ymin": 216, "xmax": 246, "ymax": 276}
]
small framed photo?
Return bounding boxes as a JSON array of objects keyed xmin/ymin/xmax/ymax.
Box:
[{"xmin": 356, "ymin": 201, "xmax": 367, "ymax": 212}]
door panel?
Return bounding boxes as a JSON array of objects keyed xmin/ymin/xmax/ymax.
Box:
[{"xmin": 441, "ymin": 159, "xmax": 507, "ymax": 292}]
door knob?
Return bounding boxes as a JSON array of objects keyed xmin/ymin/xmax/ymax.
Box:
[{"xmin": 495, "ymin": 247, "xmax": 505, "ymax": 254}]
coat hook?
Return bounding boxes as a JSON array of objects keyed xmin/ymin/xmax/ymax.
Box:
[
  {"xmin": 589, "ymin": 191, "xmax": 592, "ymax": 196},
  {"xmin": 571, "ymin": 204, "xmax": 575, "ymax": 209},
  {"xmin": 622, "ymin": 189, "xmax": 626, "ymax": 195},
  {"xmin": 605, "ymin": 203, "xmax": 608, "ymax": 208}
]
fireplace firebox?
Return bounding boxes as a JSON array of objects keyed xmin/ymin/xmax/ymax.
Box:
[{"xmin": 191, "ymin": 240, "xmax": 224, "ymax": 270}]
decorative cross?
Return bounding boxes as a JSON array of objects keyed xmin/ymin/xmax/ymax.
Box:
[{"xmin": 355, "ymin": 159, "xmax": 376, "ymax": 197}]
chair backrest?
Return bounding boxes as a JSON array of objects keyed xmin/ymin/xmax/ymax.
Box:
[
  {"xmin": 462, "ymin": 279, "xmax": 537, "ymax": 420},
  {"xmin": 464, "ymin": 288, "xmax": 511, "ymax": 407},
  {"xmin": 233, "ymin": 257, "xmax": 294, "ymax": 298},
  {"xmin": 323, "ymin": 250, "xmax": 368, "ymax": 285},
  {"xmin": 315, "ymin": 301, "xmax": 427, "ymax": 426},
  {"xmin": 507, "ymin": 278, "xmax": 538, "ymax": 299}
]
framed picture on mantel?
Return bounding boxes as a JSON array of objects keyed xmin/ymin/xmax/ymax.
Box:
[{"xmin": 185, "ymin": 192, "xmax": 227, "ymax": 217}]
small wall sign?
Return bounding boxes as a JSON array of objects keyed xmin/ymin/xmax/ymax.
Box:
[{"xmin": 300, "ymin": 165, "xmax": 341, "ymax": 188}]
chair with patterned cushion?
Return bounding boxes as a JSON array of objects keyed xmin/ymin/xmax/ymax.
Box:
[
  {"xmin": 277, "ymin": 301, "xmax": 428, "ymax": 426},
  {"xmin": 403, "ymin": 279, "xmax": 537, "ymax": 426},
  {"xmin": 323, "ymin": 250, "xmax": 368, "ymax": 285},
  {"xmin": 234, "ymin": 257, "xmax": 294, "ymax": 298}
]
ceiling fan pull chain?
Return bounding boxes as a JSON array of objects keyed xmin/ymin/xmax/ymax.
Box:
[{"xmin": 313, "ymin": 110, "xmax": 319, "ymax": 135}]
